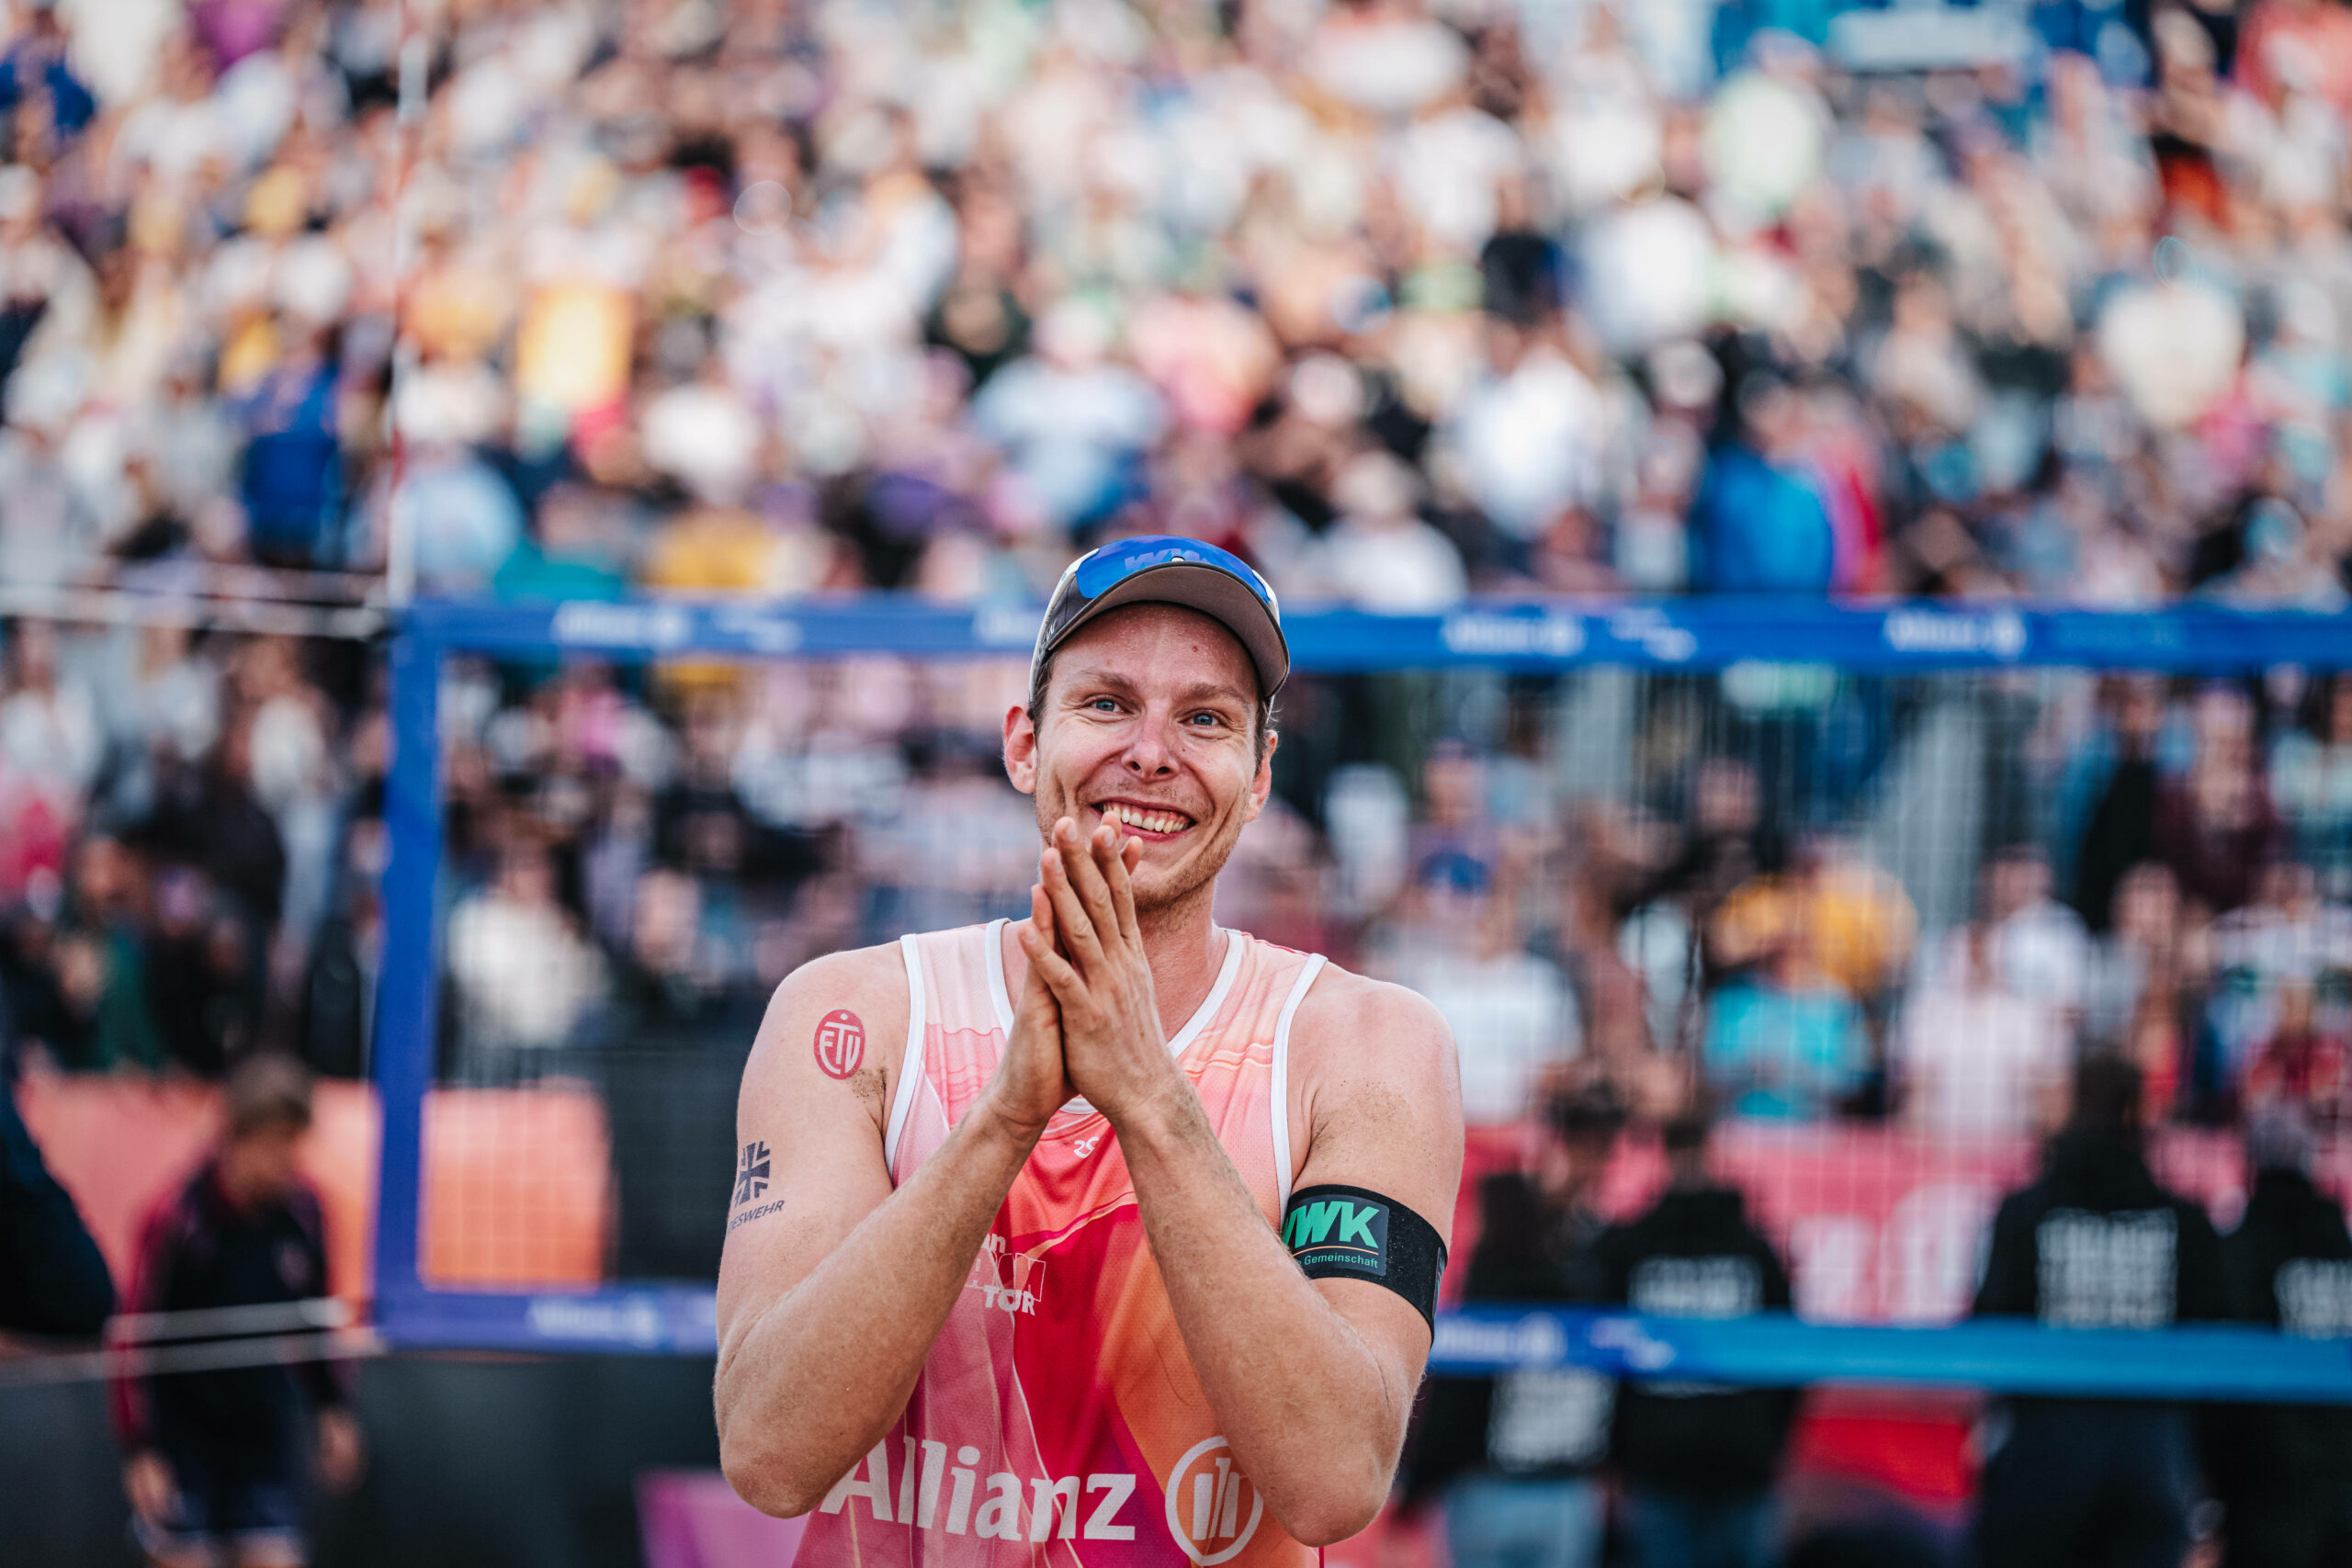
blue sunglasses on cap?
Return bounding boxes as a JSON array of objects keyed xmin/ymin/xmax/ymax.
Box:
[{"xmin": 1035, "ymin": 536, "xmax": 1289, "ymax": 698}]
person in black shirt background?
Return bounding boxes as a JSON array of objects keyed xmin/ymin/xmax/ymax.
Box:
[
  {"xmin": 1597, "ymin": 1106, "xmax": 1797, "ymax": 1568},
  {"xmin": 2208, "ymin": 1106, "xmax": 2352, "ymax": 1568},
  {"xmin": 110, "ymin": 1055, "xmax": 361, "ymax": 1568},
  {"xmin": 1401, "ymin": 1086, "xmax": 1625, "ymax": 1568},
  {"xmin": 1971, "ymin": 1054, "xmax": 2224, "ymax": 1568},
  {"xmin": 0, "ymin": 1065, "xmax": 113, "ymax": 1337}
]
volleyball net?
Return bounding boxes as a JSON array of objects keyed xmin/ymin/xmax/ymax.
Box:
[{"xmin": 374, "ymin": 598, "xmax": 2352, "ymax": 1400}]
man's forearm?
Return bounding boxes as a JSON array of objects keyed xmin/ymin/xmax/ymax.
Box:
[
  {"xmin": 717, "ymin": 1107, "xmax": 1037, "ymax": 1515},
  {"xmin": 1115, "ymin": 1089, "xmax": 1408, "ymax": 1545}
]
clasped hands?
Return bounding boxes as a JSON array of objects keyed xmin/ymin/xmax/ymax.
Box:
[{"xmin": 989, "ymin": 818, "xmax": 1182, "ymax": 1142}]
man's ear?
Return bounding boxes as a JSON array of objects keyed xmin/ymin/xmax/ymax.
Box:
[
  {"xmin": 1004, "ymin": 703, "xmax": 1039, "ymax": 795},
  {"xmin": 1240, "ymin": 728, "xmax": 1278, "ymax": 824}
]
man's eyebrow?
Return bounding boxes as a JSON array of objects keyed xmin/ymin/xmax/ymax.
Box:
[
  {"xmin": 1057, "ymin": 665, "xmax": 1140, "ymax": 698},
  {"xmin": 1173, "ymin": 682, "xmax": 1251, "ymax": 707}
]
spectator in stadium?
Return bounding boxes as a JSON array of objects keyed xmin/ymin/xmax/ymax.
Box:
[
  {"xmin": 1401, "ymin": 1086, "xmax": 1625, "ymax": 1568},
  {"xmin": 2208, "ymin": 1106, "xmax": 2352, "ymax": 1568},
  {"xmin": 1895, "ymin": 921, "xmax": 2069, "ymax": 1138},
  {"xmin": 0, "ymin": 617, "xmax": 101, "ymax": 815},
  {"xmin": 1689, "ymin": 370, "xmax": 1836, "ymax": 594},
  {"xmin": 1373, "ymin": 852, "xmax": 1579, "ymax": 1126},
  {"xmin": 2080, "ymin": 862, "xmax": 2188, "ymax": 1118},
  {"xmin": 1597, "ymin": 1106, "xmax": 1799, "ymax": 1568},
  {"xmin": 2155, "ymin": 685, "xmax": 2286, "ymax": 919},
  {"xmin": 0, "ymin": 1066, "xmax": 113, "ymax": 1337},
  {"xmin": 1698, "ymin": 886, "xmax": 1870, "ymax": 1122},
  {"xmin": 2271, "ymin": 671, "xmax": 2352, "ymax": 897},
  {"xmin": 2068, "ymin": 677, "xmax": 2169, "ymax": 935},
  {"xmin": 442, "ymin": 833, "xmax": 609, "ymax": 1065},
  {"xmin": 113, "ymin": 1055, "xmax": 361, "ymax": 1567},
  {"xmin": 1970, "ymin": 1054, "xmax": 2226, "ymax": 1568},
  {"xmin": 2198, "ymin": 857, "xmax": 2352, "ymax": 1122},
  {"xmin": 1934, "ymin": 844, "xmax": 2092, "ymax": 1027}
]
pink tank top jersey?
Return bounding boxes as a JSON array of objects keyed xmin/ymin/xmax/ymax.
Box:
[{"xmin": 794, "ymin": 919, "xmax": 1329, "ymax": 1568}]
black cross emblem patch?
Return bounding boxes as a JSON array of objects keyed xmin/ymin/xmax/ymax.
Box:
[{"xmin": 735, "ymin": 1142, "xmax": 771, "ymax": 1207}]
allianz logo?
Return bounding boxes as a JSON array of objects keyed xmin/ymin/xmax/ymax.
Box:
[
  {"xmin": 818, "ymin": 1431, "xmax": 1265, "ymax": 1562},
  {"xmin": 820, "ymin": 1436, "xmax": 1138, "ymax": 1542},
  {"xmin": 1882, "ymin": 608, "xmax": 2027, "ymax": 659}
]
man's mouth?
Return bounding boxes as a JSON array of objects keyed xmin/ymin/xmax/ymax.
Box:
[{"xmin": 1091, "ymin": 801, "xmax": 1196, "ymax": 840}]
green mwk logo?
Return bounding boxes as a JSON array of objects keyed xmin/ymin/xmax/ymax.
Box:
[{"xmin": 1283, "ymin": 1196, "xmax": 1387, "ymax": 1276}]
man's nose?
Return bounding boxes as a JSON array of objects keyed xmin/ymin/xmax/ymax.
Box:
[{"xmin": 1122, "ymin": 714, "xmax": 1178, "ymax": 777}]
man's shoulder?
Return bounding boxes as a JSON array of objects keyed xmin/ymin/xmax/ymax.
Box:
[
  {"xmin": 752, "ymin": 941, "xmax": 916, "ymax": 1069},
  {"xmin": 1291, "ymin": 963, "xmax": 1451, "ymax": 1054},
  {"xmin": 1287, "ymin": 962, "xmax": 1457, "ymax": 1100},
  {"xmin": 775, "ymin": 940, "xmax": 911, "ymax": 1002}
]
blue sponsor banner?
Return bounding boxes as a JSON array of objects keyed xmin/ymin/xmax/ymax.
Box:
[
  {"xmin": 366, "ymin": 1284, "xmax": 2352, "ymax": 1400},
  {"xmin": 1428, "ymin": 1307, "xmax": 2352, "ymax": 1403},
  {"xmin": 401, "ymin": 597, "xmax": 2352, "ymax": 673}
]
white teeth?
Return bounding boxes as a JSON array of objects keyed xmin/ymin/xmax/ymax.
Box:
[{"xmin": 1104, "ymin": 805, "xmax": 1186, "ymax": 834}]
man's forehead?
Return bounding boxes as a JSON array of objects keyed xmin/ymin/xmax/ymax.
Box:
[{"xmin": 1050, "ymin": 602, "xmax": 1258, "ymax": 697}]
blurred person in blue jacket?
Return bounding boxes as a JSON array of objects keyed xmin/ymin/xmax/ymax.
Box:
[{"xmin": 1690, "ymin": 370, "xmax": 1835, "ymax": 593}]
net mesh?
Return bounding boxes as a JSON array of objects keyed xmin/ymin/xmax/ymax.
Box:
[{"xmin": 414, "ymin": 650, "xmax": 2352, "ymax": 1315}]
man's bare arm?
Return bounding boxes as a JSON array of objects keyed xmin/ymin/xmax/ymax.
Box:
[
  {"xmin": 1029, "ymin": 826, "xmax": 1464, "ymax": 1545},
  {"xmin": 713, "ymin": 902, "xmax": 1073, "ymax": 1517},
  {"xmin": 1121, "ymin": 975, "xmax": 1460, "ymax": 1545}
]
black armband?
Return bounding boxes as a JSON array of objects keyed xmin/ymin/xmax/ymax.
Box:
[{"xmin": 1281, "ymin": 1184, "xmax": 1447, "ymax": 1328}]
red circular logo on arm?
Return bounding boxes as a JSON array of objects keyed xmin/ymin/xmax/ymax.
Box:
[{"xmin": 813, "ymin": 1010, "xmax": 866, "ymax": 1079}]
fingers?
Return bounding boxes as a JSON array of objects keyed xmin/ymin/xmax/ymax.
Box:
[
  {"xmin": 1102, "ymin": 831, "xmax": 1141, "ymax": 943},
  {"xmin": 1017, "ymin": 915, "xmax": 1087, "ymax": 1008},
  {"xmin": 1017, "ymin": 886, "xmax": 1060, "ymax": 1009},
  {"xmin": 1058, "ymin": 819, "xmax": 1125, "ymax": 951},
  {"xmin": 1041, "ymin": 823, "xmax": 1106, "ymax": 971}
]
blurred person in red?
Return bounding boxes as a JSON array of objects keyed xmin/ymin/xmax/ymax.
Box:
[
  {"xmin": 1969, "ymin": 1054, "xmax": 2225, "ymax": 1568},
  {"xmin": 112, "ymin": 1055, "xmax": 361, "ymax": 1568},
  {"xmin": 2197, "ymin": 857, "xmax": 2352, "ymax": 1122},
  {"xmin": 2154, "ymin": 684, "xmax": 2285, "ymax": 919}
]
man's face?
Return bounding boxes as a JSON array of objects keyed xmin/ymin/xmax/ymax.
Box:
[{"xmin": 1005, "ymin": 603, "xmax": 1273, "ymax": 917}]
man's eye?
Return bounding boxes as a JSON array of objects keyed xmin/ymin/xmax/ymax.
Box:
[{"xmin": 1090, "ymin": 698, "xmax": 1120, "ymax": 713}]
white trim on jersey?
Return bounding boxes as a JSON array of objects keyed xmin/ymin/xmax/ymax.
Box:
[
  {"xmin": 885, "ymin": 932, "xmax": 927, "ymax": 1175},
  {"xmin": 1269, "ymin": 953, "xmax": 1327, "ymax": 1211}
]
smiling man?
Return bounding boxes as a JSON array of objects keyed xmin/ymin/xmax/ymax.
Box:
[{"xmin": 716, "ymin": 536, "xmax": 1464, "ymax": 1565}]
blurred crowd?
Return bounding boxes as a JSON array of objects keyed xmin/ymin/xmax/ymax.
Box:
[
  {"xmin": 413, "ymin": 647, "xmax": 2352, "ymax": 1159},
  {"xmin": 0, "ymin": 620, "xmax": 382, "ymax": 1082},
  {"xmin": 6, "ymin": 0, "xmax": 2352, "ymax": 604},
  {"xmin": 379, "ymin": 0, "xmax": 2352, "ymax": 607},
  {"xmin": 3, "ymin": 600, "xmax": 2349, "ymax": 1169}
]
